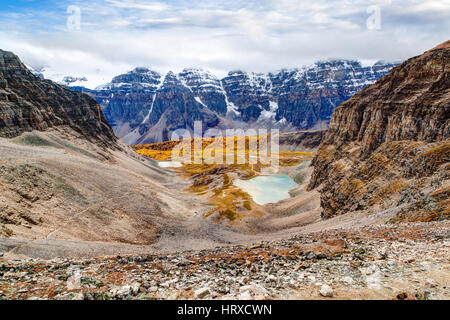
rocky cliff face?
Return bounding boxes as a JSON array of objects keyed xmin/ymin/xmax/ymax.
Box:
[
  {"xmin": 279, "ymin": 130, "xmax": 326, "ymax": 152},
  {"xmin": 135, "ymin": 71, "xmax": 220, "ymax": 144},
  {"xmin": 92, "ymin": 67, "xmax": 163, "ymax": 138},
  {"xmin": 308, "ymin": 41, "xmax": 450, "ymax": 221},
  {"xmin": 272, "ymin": 60, "xmax": 397, "ymax": 130},
  {"xmin": 72, "ymin": 60, "xmax": 397, "ymax": 144},
  {"xmin": 0, "ymin": 49, "xmax": 116, "ymax": 147},
  {"xmin": 178, "ymin": 68, "xmax": 228, "ymax": 116},
  {"xmin": 221, "ymin": 71, "xmax": 272, "ymax": 122}
]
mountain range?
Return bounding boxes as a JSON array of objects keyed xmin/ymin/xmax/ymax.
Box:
[
  {"xmin": 65, "ymin": 60, "xmax": 398, "ymax": 144},
  {"xmin": 0, "ymin": 42, "xmax": 449, "ymax": 300}
]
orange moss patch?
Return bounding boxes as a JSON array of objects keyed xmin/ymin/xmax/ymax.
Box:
[
  {"xmin": 369, "ymin": 179, "xmax": 408, "ymax": 206},
  {"xmin": 340, "ymin": 178, "xmax": 367, "ymax": 197},
  {"xmin": 412, "ymin": 144, "xmax": 450, "ymax": 176},
  {"xmin": 132, "ymin": 136, "xmax": 314, "ymax": 165},
  {"xmin": 390, "ymin": 187, "xmax": 450, "ymax": 223}
]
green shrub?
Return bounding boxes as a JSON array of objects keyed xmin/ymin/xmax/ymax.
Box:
[{"xmin": 12, "ymin": 135, "xmax": 54, "ymax": 147}]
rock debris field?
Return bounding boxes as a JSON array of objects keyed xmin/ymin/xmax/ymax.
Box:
[{"xmin": 1, "ymin": 221, "xmax": 448, "ymax": 300}]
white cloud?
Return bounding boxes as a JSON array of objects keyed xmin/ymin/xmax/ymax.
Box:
[
  {"xmin": 0, "ymin": 0, "xmax": 448, "ymax": 88},
  {"xmin": 105, "ymin": 0, "xmax": 170, "ymax": 11}
]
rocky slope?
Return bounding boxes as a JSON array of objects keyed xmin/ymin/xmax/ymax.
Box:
[
  {"xmin": 0, "ymin": 49, "xmax": 202, "ymax": 245},
  {"xmin": 308, "ymin": 41, "xmax": 450, "ymax": 220},
  {"xmin": 71, "ymin": 60, "xmax": 397, "ymax": 144},
  {"xmin": 0, "ymin": 50, "xmax": 115, "ymax": 147}
]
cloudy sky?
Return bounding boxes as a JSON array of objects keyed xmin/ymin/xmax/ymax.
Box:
[{"xmin": 0, "ymin": 0, "xmax": 449, "ymax": 88}]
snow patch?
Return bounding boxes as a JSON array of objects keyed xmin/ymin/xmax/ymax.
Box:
[
  {"xmin": 269, "ymin": 101, "xmax": 279, "ymax": 112},
  {"xmin": 194, "ymin": 96, "xmax": 207, "ymax": 108},
  {"xmin": 141, "ymin": 74, "xmax": 165, "ymax": 125},
  {"xmin": 260, "ymin": 109, "xmax": 276, "ymax": 120},
  {"xmin": 226, "ymin": 100, "xmax": 240, "ymax": 116},
  {"xmin": 278, "ymin": 117, "xmax": 287, "ymax": 125}
]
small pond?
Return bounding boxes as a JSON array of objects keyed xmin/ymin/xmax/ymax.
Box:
[
  {"xmin": 158, "ymin": 161, "xmax": 183, "ymax": 168},
  {"xmin": 233, "ymin": 174, "xmax": 298, "ymax": 205}
]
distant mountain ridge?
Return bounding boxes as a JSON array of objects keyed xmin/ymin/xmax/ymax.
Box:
[{"xmin": 69, "ymin": 60, "xmax": 398, "ymax": 144}]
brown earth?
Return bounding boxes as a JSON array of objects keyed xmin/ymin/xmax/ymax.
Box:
[{"xmin": 0, "ymin": 127, "xmax": 200, "ymax": 245}]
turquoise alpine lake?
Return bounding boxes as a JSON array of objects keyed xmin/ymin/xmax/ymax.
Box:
[{"xmin": 233, "ymin": 174, "xmax": 298, "ymax": 205}]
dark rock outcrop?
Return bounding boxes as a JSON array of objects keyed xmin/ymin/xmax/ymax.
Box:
[
  {"xmin": 94, "ymin": 67, "xmax": 163, "ymax": 135},
  {"xmin": 222, "ymin": 70, "xmax": 272, "ymax": 122},
  {"xmin": 308, "ymin": 41, "xmax": 450, "ymax": 221},
  {"xmin": 279, "ymin": 131, "xmax": 326, "ymax": 151},
  {"xmin": 134, "ymin": 72, "xmax": 220, "ymax": 143},
  {"xmin": 0, "ymin": 49, "xmax": 116, "ymax": 147},
  {"xmin": 178, "ymin": 68, "xmax": 227, "ymax": 115}
]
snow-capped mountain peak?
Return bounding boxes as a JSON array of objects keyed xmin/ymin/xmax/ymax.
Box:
[{"xmin": 66, "ymin": 59, "xmax": 399, "ymax": 144}]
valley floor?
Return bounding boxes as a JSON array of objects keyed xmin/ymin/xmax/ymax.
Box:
[{"xmin": 0, "ymin": 129, "xmax": 448, "ymax": 300}]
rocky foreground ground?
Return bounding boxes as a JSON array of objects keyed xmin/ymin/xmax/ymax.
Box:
[{"xmin": 1, "ymin": 221, "xmax": 448, "ymax": 300}]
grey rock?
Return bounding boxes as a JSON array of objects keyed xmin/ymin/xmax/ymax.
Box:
[
  {"xmin": 319, "ymin": 284, "xmax": 334, "ymax": 298},
  {"xmin": 194, "ymin": 287, "xmax": 210, "ymax": 299}
]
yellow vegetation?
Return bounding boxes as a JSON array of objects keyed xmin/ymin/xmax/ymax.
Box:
[
  {"xmin": 132, "ymin": 135, "xmax": 314, "ymax": 221},
  {"xmin": 132, "ymin": 136, "xmax": 314, "ymax": 165},
  {"xmin": 340, "ymin": 178, "xmax": 367, "ymax": 196},
  {"xmin": 369, "ymin": 179, "xmax": 408, "ymax": 206}
]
